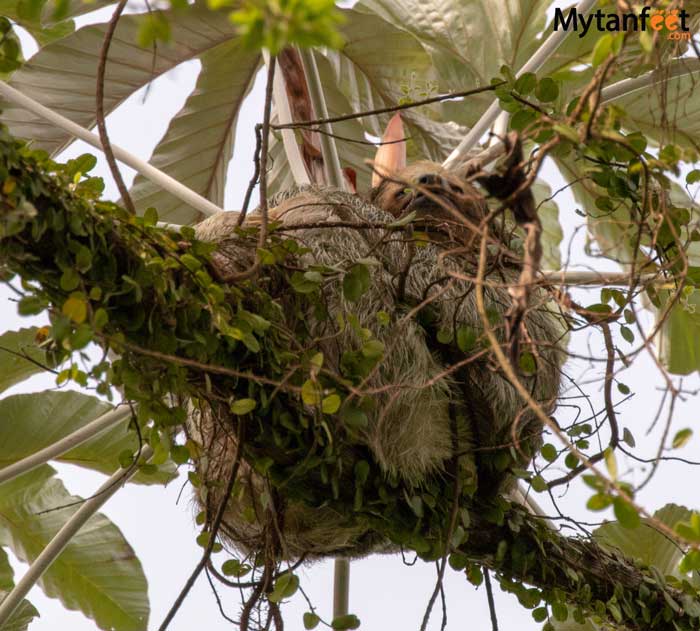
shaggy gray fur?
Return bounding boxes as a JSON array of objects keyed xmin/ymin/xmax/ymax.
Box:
[{"xmin": 189, "ymin": 184, "xmax": 566, "ymax": 560}]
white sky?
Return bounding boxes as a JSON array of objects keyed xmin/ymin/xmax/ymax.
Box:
[{"xmin": 3, "ymin": 7, "xmax": 700, "ymax": 631}]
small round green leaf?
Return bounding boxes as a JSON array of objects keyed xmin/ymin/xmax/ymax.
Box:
[
  {"xmin": 536, "ymin": 77, "xmax": 559, "ymax": 102},
  {"xmin": 231, "ymin": 398, "xmax": 257, "ymax": 415},
  {"xmin": 342, "ymin": 264, "xmax": 370, "ymax": 302},
  {"xmin": 672, "ymin": 428, "xmax": 693, "ymax": 449},
  {"xmin": 303, "ymin": 612, "xmax": 320, "ymax": 630},
  {"xmin": 322, "ymin": 394, "xmax": 341, "ymax": 414},
  {"xmin": 541, "ymin": 443, "xmax": 557, "ymax": 463}
]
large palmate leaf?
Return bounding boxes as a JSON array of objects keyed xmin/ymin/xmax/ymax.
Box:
[
  {"xmin": 128, "ymin": 40, "xmax": 261, "ymax": 223},
  {"xmin": 532, "ymin": 178, "xmax": 563, "ymax": 270},
  {"xmin": 357, "ymin": 0, "xmax": 548, "ymax": 89},
  {"xmin": 0, "ymin": 327, "xmax": 50, "ymax": 395},
  {"xmin": 550, "ymin": 504, "xmax": 693, "ymax": 631},
  {"xmin": 0, "ymin": 547, "xmax": 39, "ymax": 631},
  {"xmin": 356, "ymin": 0, "xmax": 549, "ymax": 129},
  {"xmin": 330, "ymin": 6, "xmax": 468, "ymax": 163},
  {"xmin": 0, "ymin": 592, "xmax": 39, "ymax": 631},
  {"xmin": 268, "ymin": 6, "xmax": 475, "ymax": 201},
  {"xmin": 611, "ymin": 59, "xmax": 700, "ymax": 150},
  {"xmin": 1, "ymin": 7, "xmax": 236, "ymax": 155},
  {"xmin": 0, "ymin": 466, "xmax": 148, "ymax": 631},
  {"xmin": 0, "ymin": 390, "xmax": 175, "ymax": 484},
  {"xmin": 594, "ymin": 504, "xmax": 692, "ymax": 575}
]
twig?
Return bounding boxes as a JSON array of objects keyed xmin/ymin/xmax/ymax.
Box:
[
  {"xmin": 204, "ymin": 567, "xmax": 237, "ymax": 625},
  {"xmin": 547, "ymin": 320, "xmax": 620, "ymax": 489},
  {"xmin": 420, "ymin": 445, "xmax": 461, "ymax": 631},
  {"xmin": 158, "ymin": 421, "xmax": 245, "ymax": 630},
  {"xmin": 238, "ymin": 124, "xmax": 263, "ymax": 226},
  {"xmin": 271, "ymin": 84, "xmax": 502, "ymax": 130},
  {"xmin": 95, "ymin": 0, "xmax": 135, "ymax": 214},
  {"xmin": 484, "ymin": 570, "xmax": 499, "ymax": 631},
  {"xmin": 225, "ymin": 56, "xmax": 276, "ymax": 282}
]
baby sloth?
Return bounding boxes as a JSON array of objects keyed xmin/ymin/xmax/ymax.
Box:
[{"xmin": 190, "ymin": 117, "xmax": 566, "ymax": 562}]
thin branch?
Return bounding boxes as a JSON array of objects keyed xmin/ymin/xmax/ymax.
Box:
[
  {"xmin": 158, "ymin": 421, "xmax": 244, "ymax": 630},
  {"xmin": 204, "ymin": 567, "xmax": 237, "ymax": 625},
  {"xmin": 538, "ymin": 270, "xmax": 662, "ymax": 286},
  {"xmin": 0, "ymin": 405, "xmax": 131, "ymax": 485},
  {"xmin": 271, "ymin": 84, "xmax": 502, "ymax": 130},
  {"xmin": 420, "ymin": 444, "xmax": 461, "ymax": 631},
  {"xmin": 96, "ymin": 0, "xmax": 134, "ymax": 213},
  {"xmin": 0, "ymin": 445, "xmax": 154, "ymax": 627},
  {"xmin": 225, "ymin": 56, "xmax": 276, "ymax": 282},
  {"xmin": 484, "ymin": 570, "xmax": 499, "ymax": 631},
  {"xmin": 238, "ymin": 124, "xmax": 263, "ymax": 225}
]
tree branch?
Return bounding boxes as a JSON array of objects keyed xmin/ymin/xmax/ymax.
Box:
[{"xmin": 2, "ymin": 124, "xmax": 700, "ymax": 631}]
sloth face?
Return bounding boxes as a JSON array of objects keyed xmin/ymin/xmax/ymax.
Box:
[{"xmin": 370, "ymin": 161, "xmax": 488, "ymax": 238}]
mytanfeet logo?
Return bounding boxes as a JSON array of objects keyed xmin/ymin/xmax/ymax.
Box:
[{"xmin": 554, "ymin": 6, "xmax": 691, "ymax": 40}]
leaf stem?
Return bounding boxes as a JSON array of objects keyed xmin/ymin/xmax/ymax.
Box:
[
  {"xmin": 296, "ymin": 48, "xmax": 348, "ymax": 191},
  {"xmin": 0, "ymin": 405, "xmax": 131, "ymax": 486},
  {"xmin": 0, "ymin": 81, "xmax": 224, "ymax": 217},
  {"xmin": 0, "ymin": 445, "xmax": 153, "ymax": 627}
]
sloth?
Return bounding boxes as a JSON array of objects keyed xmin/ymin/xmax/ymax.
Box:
[{"xmin": 189, "ymin": 117, "xmax": 567, "ymax": 562}]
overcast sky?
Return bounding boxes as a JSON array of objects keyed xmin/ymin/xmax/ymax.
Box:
[{"xmin": 3, "ymin": 6, "xmax": 700, "ymax": 631}]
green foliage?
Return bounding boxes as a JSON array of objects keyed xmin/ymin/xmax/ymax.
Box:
[
  {"xmin": 3, "ymin": 0, "xmax": 700, "ymax": 623},
  {"xmin": 0, "ymin": 390, "xmax": 175, "ymax": 483},
  {"xmin": 227, "ymin": 0, "xmax": 345, "ymax": 54},
  {"xmin": 0, "ymin": 17, "xmax": 22, "ymax": 73},
  {"xmin": 0, "ymin": 592, "xmax": 39, "ymax": 631},
  {"xmin": 0, "ymin": 466, "xmax": 149, "ymax": 630},
  {"xmin": 7, "ymin": 118, "xmax": 697, "ymax": 630},
  {"xmin": 268, "ymin": 572, "xmax": 299, "ymax": 603},
  {"xmin": 0, "ymin": 327, "xmax": 51, "ymax": 394},
  {"xmin": 0, "ymin": 121, "xmax": 476, "ymax": 580}
]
